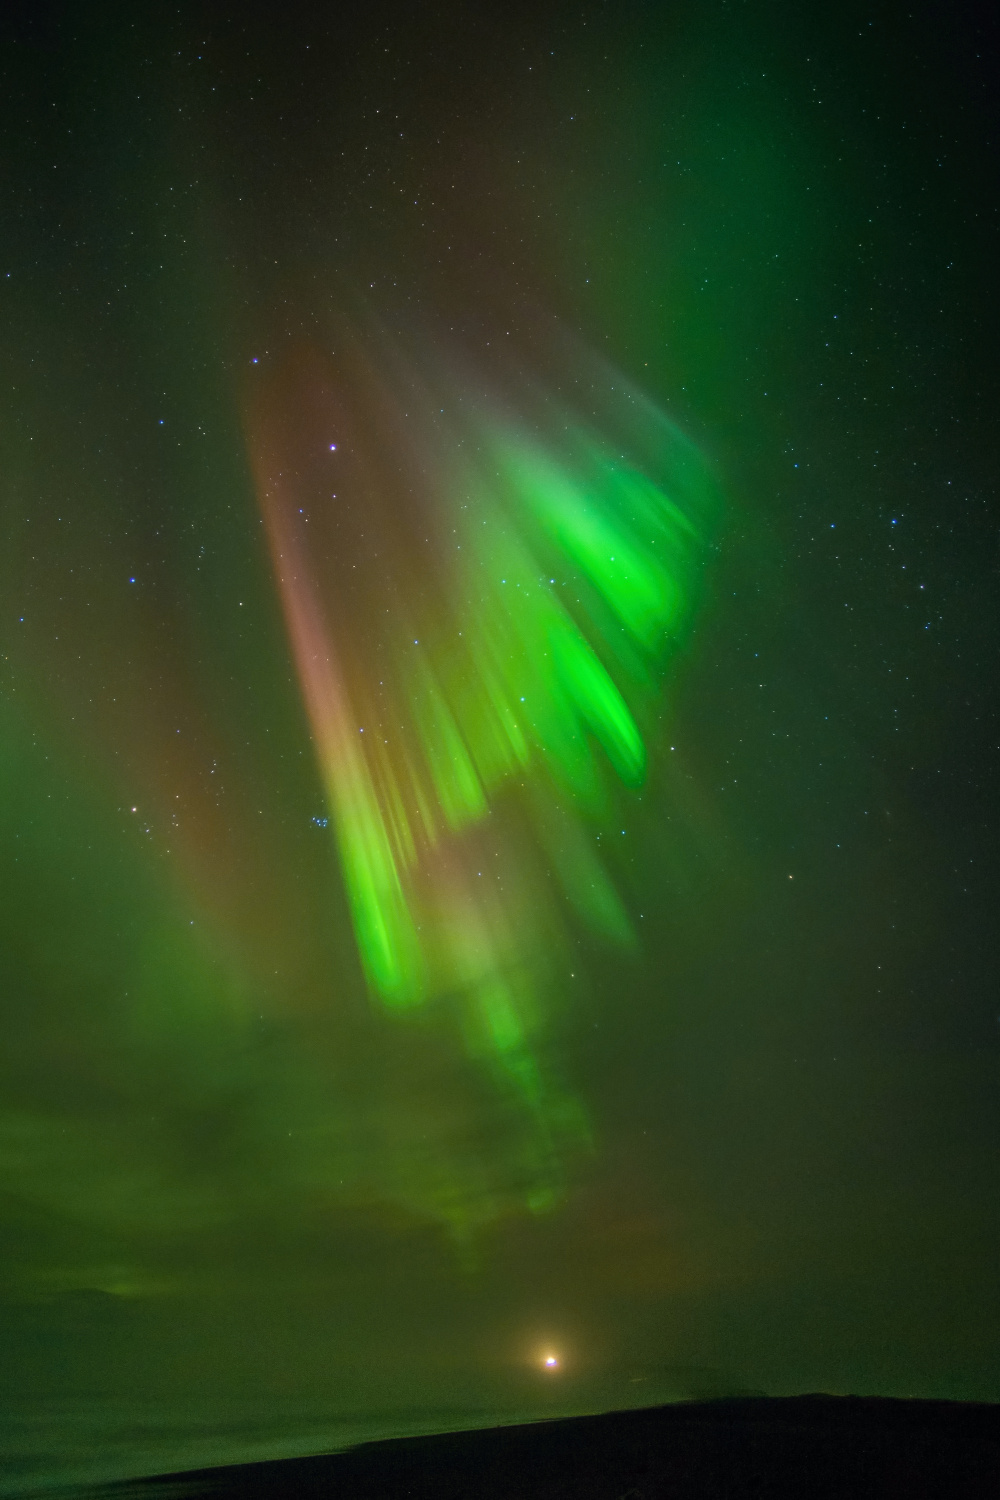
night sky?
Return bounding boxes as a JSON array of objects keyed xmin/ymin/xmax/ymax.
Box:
[{"xmin": 1, "ymin": 1, "xmax": 997, "ymax": 1490}]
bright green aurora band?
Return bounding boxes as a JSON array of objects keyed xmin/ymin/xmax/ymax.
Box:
[{"xmin": 250, "ymin": 338, "xmax": 718, "ymax": 1240}]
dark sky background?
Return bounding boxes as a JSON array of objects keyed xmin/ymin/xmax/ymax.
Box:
[{"xmin": 1, "ymin": 0, "xmax": 997, "ymax": 1490}]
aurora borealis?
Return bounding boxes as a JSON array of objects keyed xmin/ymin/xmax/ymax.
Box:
[
  {"xmin": 248, "ymin": 330, "xmax": 716, "ymax": 1236},
  {"xmin": 1, "ymin": 1, "xmax": 998, "ymax": 1491}
]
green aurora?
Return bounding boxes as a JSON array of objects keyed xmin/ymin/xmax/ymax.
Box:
[
  {"xmin": 0, "ymin": 1, "xmax": 997, "ymax": 1491},
  {"xmin": 249, "ymin": 334, "xmax": 717, "ymax": 1235}
]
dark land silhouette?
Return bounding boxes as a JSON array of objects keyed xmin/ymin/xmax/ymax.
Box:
[{"xmin": 92, "ymin": 1396, "xmax": 1000, "ymax": 1500}]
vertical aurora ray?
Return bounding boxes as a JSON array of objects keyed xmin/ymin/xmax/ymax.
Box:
[
  {"xmin": 252, "ymin": 444, "xmax": 423, "ymax": 1008},
  {"xmin": 247, "ymin": 330, "xmax": 717, "ymax": 1235}
]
